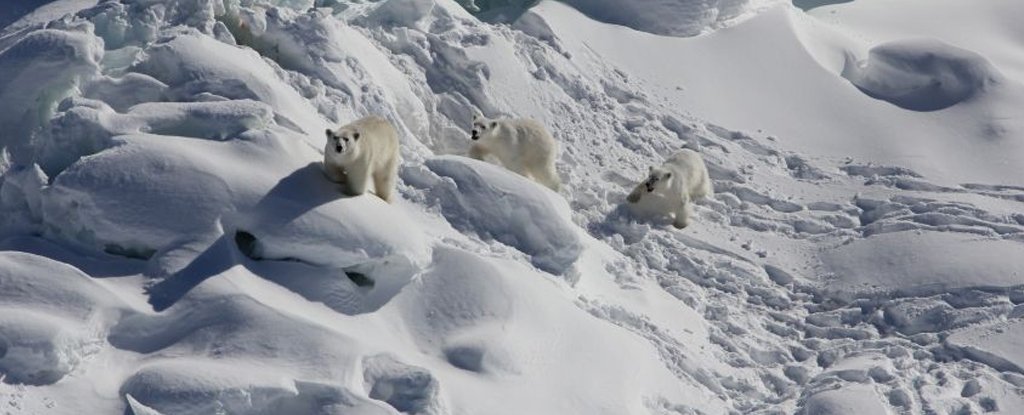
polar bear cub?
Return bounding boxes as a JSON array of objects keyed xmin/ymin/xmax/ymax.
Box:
[
  {"xmin": 469, "ymin": 113, "xmax": 561, "ymax": 191},
  {"xmin": 324, "ymin": 115, "xmax": 400, "ymax": 202},
  {"xmin": 627, "ymin": 148, "xmax": 713, "ymax": 229}
]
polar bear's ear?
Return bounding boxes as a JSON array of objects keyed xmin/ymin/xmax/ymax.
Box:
[
  {"xmin": 472, "ymin": 113, "xmax": 480, "ymax": 121},
  {"xmin": 325, "ymin": 129, "xmax": 333, "ymax": 138}
]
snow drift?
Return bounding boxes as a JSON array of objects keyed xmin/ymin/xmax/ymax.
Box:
[{"xmin": 842, "ymin": 38, "xmax": 1005, "ymax": 111}]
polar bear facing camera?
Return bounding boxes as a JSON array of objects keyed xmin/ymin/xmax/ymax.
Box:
[
  {"xmin": 324, "ymin": 115, "xmax": 400, "ymax": 202},
  {"xmin": 627, "ymin": 149, "xmax": 713, "ymax": 229},
  {"xmin": 469, "ymin": 113, "xmax": 561, "ymax": 191}
]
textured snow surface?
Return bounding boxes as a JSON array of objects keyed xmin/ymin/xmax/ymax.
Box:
[{"xmin": 1, "ymin": 0, "xmax": 1023, "ymax": 414}]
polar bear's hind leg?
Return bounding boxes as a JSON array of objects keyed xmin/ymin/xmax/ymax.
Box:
[
  {"xmin": 535, "ymin": 163, "xmax": 561, "ymax": 192},
  {"xmin": 672, "ymin": 194, "xmax": 693, "ymax": 229}
]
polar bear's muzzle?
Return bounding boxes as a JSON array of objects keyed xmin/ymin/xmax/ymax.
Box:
[
  {"xmin": 471, "ymin": 130, "xmax": 480, "ymax": 140},
  {"xmin": 335, "ymin": 144, "xmax": 343, "ymax": 153},
  {"xmin": 645, "ymin": 178, "xmax": 658, "ymax": 192}
]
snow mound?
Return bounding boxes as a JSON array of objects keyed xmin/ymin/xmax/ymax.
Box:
[
  {"xmin": 121, "ymin": 358, "xmax": 391, "ymax": 415},
  {"xmin": 800, "ymin": 384, "xmax": 890, "ymax": 415},
  {"xmin": 421, "ymin": 156, "xmax": 582, "ymax": 275},
  {"xmin": 39, "ymin": 132, "xmax": 311, "ymax": 258},
  {"xmin": 386, "ymin": 246, "xmax": 719, "ymax": 413},
  {"xmin": 130, "ymin": 33, "xmax": 325, "ymax": 135},
  {"xmin": 0, "ymin": 29, "xmax": 102, "ymax": 164},
  {"xmin": 842, "ymin": 39, "xmax": 1004, "ymax": 111},
  {"xmin": 230, "ymin": 162, "xmax": 432, "ymax": 313},
  {"xmin": 39, "ymin": 98, "xmax": 274, "ymax": 175},
  {"xmin": 558, "ymin": 0, "xmax": 775, "ymax": 37},
  {"xmin": 0, "ymin": 252, "xmax": 123, "ymax": 385}
]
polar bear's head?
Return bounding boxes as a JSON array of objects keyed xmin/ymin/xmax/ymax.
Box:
[
  {"xmin": 643, "ymin": 166, "xmax": 674, "ymax": 193},
  {"xmin": 325, "ymin": 126, "xmax": 362, "ymax": 158},
  {"xmin": 470, "ymin": 114, "xmax": 500, "ymax": 142}
]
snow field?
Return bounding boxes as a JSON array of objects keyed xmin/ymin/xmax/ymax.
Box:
[{"xmin": 0, "ymin": 0, "xmax": 1022, "ymax": 414}]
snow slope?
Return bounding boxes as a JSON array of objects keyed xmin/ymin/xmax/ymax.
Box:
[{"xmin": 1, "ymin": 0, "xmax": 1023, "ymax": 414}]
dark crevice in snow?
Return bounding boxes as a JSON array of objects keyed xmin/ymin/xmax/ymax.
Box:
[{"xmin": 102, "ymin": 244, "xmax": 156, "ymax": 260}]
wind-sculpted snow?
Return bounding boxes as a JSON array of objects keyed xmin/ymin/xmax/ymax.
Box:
[
  {"xmin": 0, "ymin": 252, "xmax": 125, "ymax": 385},
  {"xmin": 843, "ymin": 39, "xmax": 1005, "ymax": 111},
  {"xmin": 560, "ymin": 0, "xmax": 776, "ymax": 37},
  {"xmin": 40, "ymin": 132, "xmax": 310, "ymax": 257},
  {"xmin": 422, "ymin": 156, "xmax": 581, "ymax": 275},
  {"xmin": 121, "ymin": 358, "xmax": 395, "ymax": 415},
  {"xmin": 0, "ymin": 28, "xmax": 102, "ymax": 165},
  {"xmin": 459, "ymin": 0, "xmax": 776, "ymax": 36},
  {"xmin": 1, "ymin": 0, "xmax": 1024, "ymax": 414}
]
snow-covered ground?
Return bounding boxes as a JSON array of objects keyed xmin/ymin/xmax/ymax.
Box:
[{"xmin": 1, "ymin": 0, "xmax": 1022, "ymax": 413}]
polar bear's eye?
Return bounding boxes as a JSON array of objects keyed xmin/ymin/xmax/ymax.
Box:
[
  {"xmin": 353, "ymin": 132, "xmax": 360, "ymax": 140},
  {"xmin": 490, "ymin": 121, "xmax": 497, "ymax": 129},
  {"xmin": 664, "ymin": 173, "xmax": 672, "ymax": 179}
]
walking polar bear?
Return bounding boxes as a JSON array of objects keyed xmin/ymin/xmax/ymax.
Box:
[
  {"xmin": 627, "ymin": 148, "xmax": 713, "ymax": 229},
  {"xmin": 468, "ymin": 113, "xmax": 561, "ymax": 191},
  {"xmin": 324, "ymin": 115, "xmax": 400, "ymax": 202}
]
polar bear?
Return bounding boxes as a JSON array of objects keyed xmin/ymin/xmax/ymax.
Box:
[
  {"xmin": 324, "ymin": 115, "xmax": 400, "ymax": 202},
  {"xmin": 627, "ymin": 148, "xmax": 713, "ymax": 229},
  {"xmin": 469, "ymin": 113, "xmax": 561, "ymax": 191}
]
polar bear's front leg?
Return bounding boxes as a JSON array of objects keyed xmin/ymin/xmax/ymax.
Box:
[
  {"xmin": 344, "ymin": 167, "xmax": 369, "ymax": 197},
  {"xmin": 627, "ymin": 184, "xmax": 645, "ymax": 203},
  {"xmin": 324, "ymin": 164, "xmax": 347, "ymax": 183},
  {"xmin": 469, "ymin": 144, "xmax": 489, "ymax": 161},
  {"xmin": 672, "ymin": 194, "xmax": 694, "ymax": 229}
]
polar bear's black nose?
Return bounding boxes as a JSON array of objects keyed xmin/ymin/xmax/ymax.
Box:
[
  {"xmin": 471, "ymin": 131, "xmax": 479, "ymax": 140},
  {"xmin": 335, "ymin": 145, "xmax": 343, "ymax": 153}
]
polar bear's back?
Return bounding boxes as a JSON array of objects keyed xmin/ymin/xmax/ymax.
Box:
[
  {"xmin": 350, "ymin": 115, "xmax": 397, "ymax": 140},
  {"xmin": 506, "ymin": 118, "xmax": 557, "ymax": 159},
  {"xmin": 350, "ymin": 115, "xmax": 399, "ymax": 163},
  {"xmin": 664, "ymin": 148, "xmax": 712, "ymax": 199}
]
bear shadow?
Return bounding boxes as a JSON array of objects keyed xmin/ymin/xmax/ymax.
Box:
[{"xmin": 147, "ymin": 162, "xmax": 354, "ymax": 311}]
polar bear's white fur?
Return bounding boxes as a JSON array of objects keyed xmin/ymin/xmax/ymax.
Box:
[
  {"xmin": 469, "ymin": 114, "xmax": 560, "ymax": 191},
  {"xmin": 324, "ymin": 115, "xmax": 400, "ymax": 202},
  {"xmin": 627, "ymin": 149, "xmax": 713, "ymax": 229}
]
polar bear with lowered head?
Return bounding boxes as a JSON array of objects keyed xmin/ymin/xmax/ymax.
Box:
[
  {"xmin": 324, "ymin": 115, "xmax": 399, "ymax": 202},
  {"xmin": 627, "ymin": 148, "xmax": 713, "ymax": 229},
  {"xmin": 469, "ymin": 113, "xmax": 561, "ymax": 191}
]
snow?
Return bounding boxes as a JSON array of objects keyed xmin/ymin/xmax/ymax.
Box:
[
  {"xmin": 948, "ymin": 320, "xmax": 1024, "ymax": 374},
  {"xmin": 557, "ymin": 0, "xmax": 781, "ymax": 37},
  {"xmin": 842, "ymin": 38, "xmax": 1007, "ymax": 111},
  {"xmin": 421, "ymin": 155, "xmax": 581, "ymax": 275},
  {"xmin": 815, "ymin": 231, "xmax": 1024, "ymax": 300},
  {"xmin": 1, "ymin": 0, "xmax": 1023, "ymax": 414}
]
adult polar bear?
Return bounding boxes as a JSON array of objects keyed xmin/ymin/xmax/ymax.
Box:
[
  {"xmin": 469, "ymin": 114, "xmax": 561, "ymax": 191},
  {"xmin": 627, "ymin": 149, "xmax": 713, "ymax": 229},
  {"xmin": 324, "ymin": 115, "xmax": 399, "ymax": 202}
]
